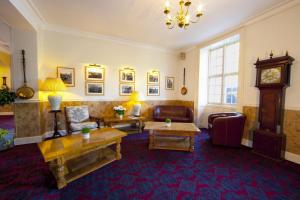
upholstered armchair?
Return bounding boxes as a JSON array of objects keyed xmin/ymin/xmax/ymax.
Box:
[
  {"xmin": 64, "ymin": 106, "xmax": 100, "ymax": 134},
  {"xmin": 208, "ymin": 112, "xmax": 246, "ymax": 147}
]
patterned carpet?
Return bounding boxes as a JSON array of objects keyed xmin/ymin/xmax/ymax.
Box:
[
  {"xmin": 0, "ymin": 130, "xmax": 300, "ymax": 200},
  {"xmin": 0, "ymin": 115, "xmax": 15, "ymax": 132}
]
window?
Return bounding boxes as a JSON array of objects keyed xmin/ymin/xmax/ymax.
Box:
[{"xmin": 207, "ymin": 37, "xmax": 239, "ymax": 105}]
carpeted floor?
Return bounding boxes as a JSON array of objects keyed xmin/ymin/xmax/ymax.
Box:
[
  {"xmin": 0, "ymin": 115, "xmax": 15, "ymax": 132},
  {"xmin": 0, "ymin": 130, "xmax": 300, "ymax": 200}
]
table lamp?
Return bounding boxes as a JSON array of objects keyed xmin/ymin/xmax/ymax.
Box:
[
  {"xmin": 41, "ymin": 78, "xmax": 66, "ymax": 111},
  {"xmin": 130, "ymin": 91, "xmax": 141, "ymax": 116}
]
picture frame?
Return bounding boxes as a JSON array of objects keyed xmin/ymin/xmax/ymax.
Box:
[
  {"xmin": 85, "ymin": 82, "xmax": 104, "ymax": 96},
  {"xmin": 147, "ymin": 71, "xmax": 160, "ymax": 84},
  {"xmin": 119, "ymin": 69, "xmax": 135, "ymax": 83},
  {"xmin": 85, "ymin": 65, "xmax": 105, "ymax": 81},
  {"xmin": 119, "ymin": 83, "xmax": 135, "ymax": 96},
  {"xmin": 147, "ymin": 85, "xmax": 160, "ymax": 96},
  {"xmin": 165, "ymin": 76, "xmax": 175, "ymax": 90},
  {"xmin": 57, "ymin": 67, "xmax": 75, "ymax": 87}
]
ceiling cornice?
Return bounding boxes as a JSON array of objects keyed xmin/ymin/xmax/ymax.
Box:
[
  {"xmin": 43, "ymin": 24, "xmax": 177, "ymax": 54},
  {"xmin": 9, "ymin": 0, "xmax": 44, "ymax": 30},
  {"xmin": 180, "ymin": 0, "xmax": 300, "ymax": 52}
]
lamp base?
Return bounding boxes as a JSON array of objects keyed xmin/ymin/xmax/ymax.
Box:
[
  {"xmin": 48, "ymin": 94, "xmax": 62, "ymax": 111},
  {"xmin": 132, "ymin": 103, "xmax": 141, "ymax": 117}
]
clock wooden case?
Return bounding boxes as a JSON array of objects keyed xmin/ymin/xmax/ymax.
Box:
[{"xmin": 253, "ymin": 52, "xmax": 294, "ymax": 161}]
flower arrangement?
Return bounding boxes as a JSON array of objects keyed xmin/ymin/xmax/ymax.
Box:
[{"xmin": 113, "ymin": 105, "xmax": 126, "ymax": 118}]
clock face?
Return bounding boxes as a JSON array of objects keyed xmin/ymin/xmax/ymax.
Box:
[{"xmin": 261, "ymin": 67, "xmax": 281, "ymax": 84}]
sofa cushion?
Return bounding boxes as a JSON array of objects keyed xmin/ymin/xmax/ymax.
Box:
[
  {"xmin": 70, "ymin": 121, "xmax": 98, "ymax": 132},
  {"xmin": 66, "ymin": 106, "xmax": 89, "ymax": 123}
]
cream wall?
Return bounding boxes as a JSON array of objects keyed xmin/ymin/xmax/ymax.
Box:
[
  {"xmin": 12, "ymin": 28, "xmax": 39, "ymax": 99},
  {"xmin": 243, "ymin": 3, "xmax": 300, "ymax": 109},
  {"xmin": 39, "ymin": 30, "xmax": 180, "ymax": 101},
  {"xmin": 181, "ymin": 2, "xmax": 300, "ymax": 127}
]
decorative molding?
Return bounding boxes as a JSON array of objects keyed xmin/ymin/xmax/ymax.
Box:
[
  {"xmin": 244, "ymin": 0, "xmax": 300, "ymax": 26},
  {"xmin": 243, "ymin": 104, "xmax": 300, "ymax": 111},
  {"xmin": 285, "ymin": 152, "xmax": 300, "ymax": 165},
  {"xmin": 42, "ymin": 24, "xmax": 176, "ymax": 54},
  {"xmin": 0, "ymin": 112, "xmax": 14, "ymax": 116},
  {"xmin": 241, "ymin": 138, "xmax": 300, "ymax": 165},
  {"xmin": 14, "ymin": 135, "xmax": 42, "ymax": 145},
  {"xmin": 184, "ymin": 0, "xmax": 300, "ymax": 51},
  {"xmin": 9, "ymin": 0, "xmax": 44, "ymax": 30}
]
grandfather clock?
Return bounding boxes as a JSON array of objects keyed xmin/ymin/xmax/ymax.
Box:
[{"xmin": 253, "ymin": 52, "xmax": 294, "ymax": 161}]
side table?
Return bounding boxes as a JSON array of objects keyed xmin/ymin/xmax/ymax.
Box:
[
  {"xmin": 103, "ymin": 116, "xmax": 145, "ymax": 133},
  {"xmin": 49, "ymin": 110, "xmax": 62, "ymax": 138}
]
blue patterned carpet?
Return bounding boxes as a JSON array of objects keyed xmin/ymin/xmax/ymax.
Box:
[{"xmin": 0, "ymin": 130, "xmax": 300, "ymax": 200}]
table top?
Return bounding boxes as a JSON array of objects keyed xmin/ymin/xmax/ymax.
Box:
[
  {"xmin": 103, "ymin": 116, "xmax": 145, "ymax": 123},
  {"xmin": 38, "ymin": 128, "xmax": 127, "ymax": 162},
  {"xmin": 144, "ymin": 121, "xmax": 200, "ymax": 132}
]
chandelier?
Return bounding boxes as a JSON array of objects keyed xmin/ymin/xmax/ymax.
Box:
[{"xmin": 164, "ymin": 0, "xmax": 204, "ymax": 29}]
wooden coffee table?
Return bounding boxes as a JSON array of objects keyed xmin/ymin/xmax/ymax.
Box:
[
  {"xmin": 38, "ymin": 128, "xmax": 127, "ymax": 189},
  {"xmin": 103, "ymin": 116, "xmax": 145, "ymax": 133},
  {"xmin": 144, "ymin": 122, "xmax": 200, "ymax": 152}
]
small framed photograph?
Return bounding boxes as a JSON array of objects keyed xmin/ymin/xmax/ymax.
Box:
[
  {"xmin": 120, "ymin": 69, "xmax": 135, "ymax": 83},
  {"xmin": 57, "ymin": 67, "xmax": 75, "ymax": 87},
  {"xmin": 165, "ymin": 77, "xmax": 175, "ymax": 90},
  {"xmin": 147, "ymin": 85, "xmax": 160, "ymax": 96},
  {"xmin": 85, "ymin": 82, "xmax": 104, "ymax": 96},
  {"xmin": 85, "ymin": 65, "xmax": 105, "ymax": 81},
  {"xmin": 120, "ymin": 83, "xmax": 135, "ymax": 96},
  {"xmin": 147, "ymin": 71, "xmax": 160, "ymax": 84}
]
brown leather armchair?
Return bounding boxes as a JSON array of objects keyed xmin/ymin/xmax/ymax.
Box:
[
  {"xmin": 153, "ymin": 105, "xmax": 194, "ymax": 123},
  {"xmin": 208, "ymin": 112, "xmax": 246, "ymax": 147}
]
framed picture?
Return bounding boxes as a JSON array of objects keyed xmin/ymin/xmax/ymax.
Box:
[
  {"xmin": 85, "ymin": 65, "xmax": 105, "ymax": 81},
  {"xmin": 147, "ymin": 85, "xmax": 160, "ymax": 96},
  {"xmin": 57, "ymin": 67, "xmax": 75, "ymax": 87},
  {"xmin": 147, "ymin": 71, "xmax": 160, "ymax": 84},
  {"xmin": 165, "ymin": 76, "xmax": 175, "ymax": 90},
  {"xmin": 85, "ymin": 82, "xmax": 104, "ymax": 96},
  {"xmin": 120, "ymin": 69, "xmax": 135, "ymax": 83},
  {"xmin": 119, "ymin": 83, "xmax": 135, "ymax": 96}
]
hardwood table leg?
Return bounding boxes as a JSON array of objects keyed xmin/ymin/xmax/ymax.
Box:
[
  {"xmin": 189, "ymin": 135, "xmax": 195, "ymax": 152},
  {"xmin": 116, "ymin": 138, "xmax": 122, "ymax": 160},
  {"xmin": 149, "ymin": 130, "xmax": 154, "ymax": 149},
  {"xmin": 56, "ymin": 157, "xmax": 67, "ymax": 189}
]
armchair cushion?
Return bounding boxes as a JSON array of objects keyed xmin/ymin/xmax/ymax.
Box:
[
  {"xmin": 70, "ymin": 121, "xmax": 98, "ymax": 132},
  {"xmin": 65, "ymin": 106, "xmax": 89, "ymax": 123}
]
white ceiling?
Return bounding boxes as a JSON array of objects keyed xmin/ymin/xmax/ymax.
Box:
[{"xmin": 30, "ymin": 0, "xmax": 286, "ymax": 50}]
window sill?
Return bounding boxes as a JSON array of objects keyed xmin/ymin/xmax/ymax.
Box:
[{"xmin": 206, "ymin": 104, "xmax": 237, "ymax": 109}]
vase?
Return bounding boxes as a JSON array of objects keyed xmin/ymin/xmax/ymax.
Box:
[
  {"xmin": 82, "ymin": 133, "xmax": 90, "ymax": 139},
  {"xmin": 166, "ymin": 123, "xmax": 171, "ymax": 127},
  {"xmin": 115, "ymin": 113, "xmax": 124, "ymax": 119}
]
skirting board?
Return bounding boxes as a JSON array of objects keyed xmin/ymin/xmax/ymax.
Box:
[
  {"xmin": 242, "ymin": 138, "xmax": 300, "ymax": 165},
  {"xmin": 0, "ymin": 112, "xmax": 14, "ymax": 115}
]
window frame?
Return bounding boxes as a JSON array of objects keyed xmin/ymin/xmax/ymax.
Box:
[{"xmin": 207, "ymin": 40, "xmax": 239, "ymax": 105}]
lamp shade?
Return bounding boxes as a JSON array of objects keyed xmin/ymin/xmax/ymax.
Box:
[
  {"xmin": 130, "ymin": 91, "xmax": 140, "ymax": 102},
  {"xmin": 41, "ymin": 78, "xmax": 66, "ymax": 92}
]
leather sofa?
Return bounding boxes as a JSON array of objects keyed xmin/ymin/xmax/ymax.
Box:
[
  {"xmin": 153, "ymin": 105, "xmax": 194, "ymax": 123},
  {"xmin": 208, "ymin": 112, "xmax": 246, "ymax": 147}
]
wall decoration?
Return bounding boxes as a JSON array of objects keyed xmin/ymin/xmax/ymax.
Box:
[
  {"xmin": 147, "ymin": 71, "xmax": 160, "ymax": 84},
  {"xmin": 165, "ymin": 76, "xmax": 174, "ymax": 90},
  {"xmin": 85, "ymin": 82, "xmax": 104, "ymax": 96},
  {"xmin": 119, "ymin": 69, "xmax": 135, "ymax": 83},
  {"xmin": 120, "ymin": 83, "xmax": 135, "ymax": 96},
  {"xmin": 57, "ymin": 67, "xmax": 75, "ymax": 87},
  {"xmin": 147, "ymin": 85, "xmax": 160, "ymax": 96},
  {"xmin": 85, "ymin": 65, "xmax": 105, "ymax": 81}
]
